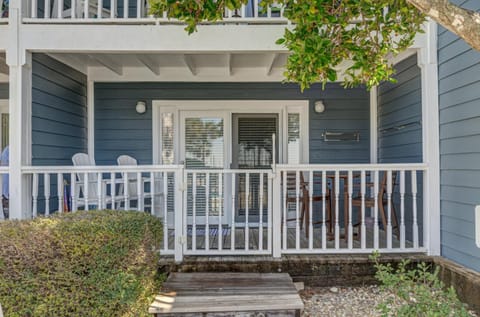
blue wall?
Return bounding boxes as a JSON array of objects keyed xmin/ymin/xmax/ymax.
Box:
[
  {"xmin": 31, "ymin": 54, "xmax": 88, "ymax": 214},
  {"xmin": 438, "ymin": 1, "xmax": 480, "ymax": 272},
  {"xmin": 378, "ymin": 54, "xmax": 423, "ymax": 245},
  {"xmin": 32, "ymin": 54, "xmax": 88, "ymax": 166},
  {"xmin": 0, "ymin": 83, "xmax": 8, "ymax": 99},
  {"xmin": 94, "ymin": 82, "xmax": 370, "ymax": 165},
  {"xmin": 378, "ymin": 54, "xmax": 422, "ymax": 163}
]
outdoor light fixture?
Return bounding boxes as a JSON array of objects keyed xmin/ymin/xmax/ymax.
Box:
[
  {"xmin": 314, "ymin": 100, "xmax": 325, "ymax": 113},
  {"xmin": 136, "ymin": 101, "xmax": 147, "ymax": 114}
]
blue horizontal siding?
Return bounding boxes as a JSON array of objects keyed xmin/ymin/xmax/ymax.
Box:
[
  {"xmin": 438, "ymin": 0, "xmax": 480, "ymax": 272},
  {"xmin": 94, "ymin": 83, "xmax": 370, "ymax": 165},
  {"xmin": 31, "ymin": 54, "xmax": 88, "ymax": 215}
]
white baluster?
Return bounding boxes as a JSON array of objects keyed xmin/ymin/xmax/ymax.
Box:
[
  {"xmin": 83, "ymin": 172, "xmax": 89, "ymax": 210},
  {"xmin": 137, "ymin": 172, "xmax": 143, "ymax": 211},
  {"xmin": 321, "ymin": 171, "xmax": 327, "ymax": 250},
  {"xmin": 57, "ymin": 0, "xmax": 63, "ymax": 18},
  {"xmin": 254, "ymin": 0, "xmax": 258, "ymax": 18},
  {"xmin": 97, "ymin": 172, "xmax": 102, "ymax": 209},
  {"xmin": 71, "ymin": 0, "xmax": 76, "ymax": 18},
  {"xmin": 400, "ymin": 170, "xmax": 406, "ymax": 249},
  {"xmin": 162, "ymin": 172, "xmax": 168, "ymax": 251},
  {"xmin": 282, "ymin": 171, "xmax": 287, "ymax": 250},
  {"xmin": 259, "ymin": 172, "xmax": 264, "ymax": 251},
  {"xmin": 110, "ymin": 172, "xmax": 116, "ymax": 209},
  {"xmin": 412, "ymin": 171, "xmax": 418, "ymax": 249},
  {"xmin": 295, "ymin": 171, "xmax": 300, "ymax": 250},
  {"xmin": 44, "ymin": 0, "xmax": 50, "ymax": 18},
  {"xmin": 373, "ymin": 170, "xmax": 379, "ymax": 250},
  {"xmin": 98, "ymin": 0, "xmax": 103, "ymax": 18},
  {"xmin": 44, "ymin": 173, "xmax": 50, "ymax": 215},
  {"xmin": 84, "ymin": 0, "xmax": 89, "ymax": 18},
  {"xmin": 70, "ymin": 172, "xmax": 77, "ymax": 211},
  {"xmin": 110, "ymin": 0, "xmax": 116, "ymax": 18},
  {"xmin": 245, "ymin": 172, "xmax": 250, "ymax": 251},
  {"xmin": 123, "ymin": 0, "xmax": 128, "ymax": 18},
  {"xmin": 360, "ymin": 171, "xmax": 366, "ymax": 249},
  {"xmin": 32, "ymin": 173, "xmax": 38, "ymax": 218},
  {"xmin": 348, "ymin": 170, "xmax": 353, "ymax": 250},
  {"xmin": 334, "ymin": 170, "xmax": 340, "ymax": 249},
  {"xmin": 218, "ymin": 172, "xmax": 223, "ymax": 251},
  {"xmin": 267, "ymin": 173, "xmax": 272, "ymax": 252},
  {"xmin": 267, "ymin": 5, "xmax": 271, "ymax": 18},
  {"xmin": 241, "ymin": 4, "xmax": 246, "ymax": 18},
  {"xmin": 387, "ymin": 170, "xmax": 393, "ymax": 250},
  {"xmin": 231, "ymin": 173, "xmax": 236, "ymax": 250},
  {"xmin": 32, "ymin": 0, "xmax": 38, "ymax": 18},
  {"xmin": 308, "ymin": 170, "xmax": 313, "ymax": 250},
  {"xmin": 205, "ymin": 172, "xmax": 210, "ymax": 251},
  {"xmin": 136, "ymin": 0, "xmax": 141, "ymax": 18},
  {"xmin": 192, "ymin": 172, "xmax": 197, "ymax": 251},
  {"xmin": 57, "ymin": 173, "xmax": 63, "ymax": 213},
  {"xmin": 151, "ymin": 172, "xmax": 156, "ymax": 216},
  {"xmin": 123, "ymin": 172, "xmax": 129, "ymax": 210}
]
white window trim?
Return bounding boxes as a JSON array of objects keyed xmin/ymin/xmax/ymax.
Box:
[{"xmin": 152, "ymin": 100, "xmax": 309, "ymax": 166}]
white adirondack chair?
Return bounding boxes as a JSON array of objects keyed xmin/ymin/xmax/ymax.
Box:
[
  {"xmin": 116, "ymin": 155, "xmax": 153, "ymax": 210},
  {"xmin": 72, "ymin": 153, "xmax": 111, "ymax": 210}
]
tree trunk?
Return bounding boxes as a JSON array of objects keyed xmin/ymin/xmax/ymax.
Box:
[{"xmin": 407, "ymin": 0, "xmax": 480, "ymax": 51}]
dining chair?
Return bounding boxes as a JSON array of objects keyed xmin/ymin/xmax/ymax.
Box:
[
  {"xmin": 283, "ymin": 171, "xmax": 331, "ymax": 238},
  {"xmin": 351, "ymin": 171, "xmax": 400, "ymax": 239}
]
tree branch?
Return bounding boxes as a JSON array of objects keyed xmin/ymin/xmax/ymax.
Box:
[{"xmin": 407, "ymin": 0, "xmax": 480, "ymax": 51}]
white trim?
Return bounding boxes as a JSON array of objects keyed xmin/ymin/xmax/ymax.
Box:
[
  {"xmin": 418, "ymin": 19, "xmax": 440, "ymax": 256},
  {"xmin": 87, "ymin": 80, "xmax": 95, "ymax": 160},
  {"xmin": 152, "ymin": 100, "xmax": 309, "ymax": 167},
  {"xmin": 369, "ymin": 86, "xmax": 377, "ymax": 164}
]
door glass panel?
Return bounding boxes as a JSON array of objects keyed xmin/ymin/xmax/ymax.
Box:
[
  {"xmin": 161, "ymin": 112, "xmax": 174, "ymax": 165},
  {"xmin": 185, "ymin": 117, "xmax": 224, "ymax": 217},
  {"xmin": 185, "ymin": 117, "xmax": 224, "ymax": 169},
  {"xmin": 233, "ymin": 115, "xmax": 277, "ymax": 218},
  {"xmin": 287, "ymin": 113, "xmax": 300, "ymax": 164}
]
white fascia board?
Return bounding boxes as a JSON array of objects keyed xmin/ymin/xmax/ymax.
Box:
[{"xmin": 19, "ymin": 24, "xmax": 289, "ymax": 52}]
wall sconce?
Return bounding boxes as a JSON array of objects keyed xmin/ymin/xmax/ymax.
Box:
[
  {"xmin": 135, "ymin": 101, "xmax": 147, "ymax": 114},
  {"xmin": 314, "ymin": 100, "xmax": 326, "ymax": 113}
]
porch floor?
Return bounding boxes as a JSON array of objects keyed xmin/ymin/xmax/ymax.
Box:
[{"xmin": 167, "ymin": 227, "xmax": 416, "ymax": 251}]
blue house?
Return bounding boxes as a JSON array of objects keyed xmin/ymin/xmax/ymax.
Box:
[{"xmin": 0, "ymin": 0, "xmax": 478, "ymax": 283}]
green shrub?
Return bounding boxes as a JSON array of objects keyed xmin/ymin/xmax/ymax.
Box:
[
  {"xmin": 0, "ymin": 210, "xmax": 164, "ymax": 317},
  {"xmin": 370, "ymin": 251, "xmax": 472, "ymax": 317}
]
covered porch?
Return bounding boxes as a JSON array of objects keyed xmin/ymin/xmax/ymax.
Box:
[{"xmin": 6, "ymin": 46, "xmax": 439, "ymax": 262}]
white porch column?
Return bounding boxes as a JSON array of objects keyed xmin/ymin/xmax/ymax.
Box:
[
  {"xmin": 7, "ymin": 1, "xmax": 33, "ymax": 219},
  {"xmin": 418, "ymin": 19, "xmax": 440, "ymax": 256}
]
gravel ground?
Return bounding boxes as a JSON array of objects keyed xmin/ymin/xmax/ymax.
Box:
[{"xmin": 299, "ymin": 286, "xmax": 479, "ymax": 317}]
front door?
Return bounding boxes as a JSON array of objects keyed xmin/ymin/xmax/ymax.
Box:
[{"xmin": 232, "ymin": 114, "xmax": 278, "ymax": 223}]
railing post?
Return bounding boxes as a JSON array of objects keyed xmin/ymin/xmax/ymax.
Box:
[
  {"xmin": 272, "ymin": 170, "xmax": 281, "ymax": 258},
  {"xmin": 174, "ymin": 165, "xmax": 184, "ymax": 262}
]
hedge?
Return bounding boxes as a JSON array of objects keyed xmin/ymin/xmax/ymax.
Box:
[{"xmin": 0, "ymin": 210, "xmax": 163, "ymax": 317}]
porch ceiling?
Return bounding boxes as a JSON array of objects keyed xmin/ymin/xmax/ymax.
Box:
[{"xmin": 47, "ymin": 52, "xmax": 290, "ymax": 82}]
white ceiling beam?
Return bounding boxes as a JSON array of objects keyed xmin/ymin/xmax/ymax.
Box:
[
  {"xmin": 183, "ymin": 55, "xmax": 197, "ymax": 76},
  {"xmin": 266, "ymin": 53, "xmax": 279, "ymax": 76},
  {"xmin": 136, "ymin": 55, "xmax": 161, "ymax": 76},
  {"xmin": 47, "ymin": 53, "xmax": 88, "ymax": 74},
  {"xmin": 88, "ymin": 54, "xmax": 123, "ymax": 76},
  {"xmin": 227, "ymin": 53, "xmax": 233, "ymax": 76},
  {"xmin": 0, "ymin": 55, "xmax": 8, "ymax": 75}
]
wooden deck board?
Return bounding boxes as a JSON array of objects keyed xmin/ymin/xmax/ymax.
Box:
[{"xmin": 149, "ymin": 273, "xmax": 304, "ymax": 316}]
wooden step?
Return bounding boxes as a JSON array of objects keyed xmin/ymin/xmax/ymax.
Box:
[{"xmin": 149, "ymin": 273, "xmax": 304, "ymax": 316}]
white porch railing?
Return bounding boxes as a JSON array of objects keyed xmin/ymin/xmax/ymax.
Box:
[
  {"xmin": 25, "ymin": 0, "xmax": 287, "ymax": 23},
  {"xmin": 20, "ymin": 163, "xmax": 428, "ymax": 261},
  {"xmin": 274, "ymin": 164, "xmax": 428, "ymax": 254},
  {"xmin": 22, "ymin": 165, "xmax": 183, "ymax": 256}
]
